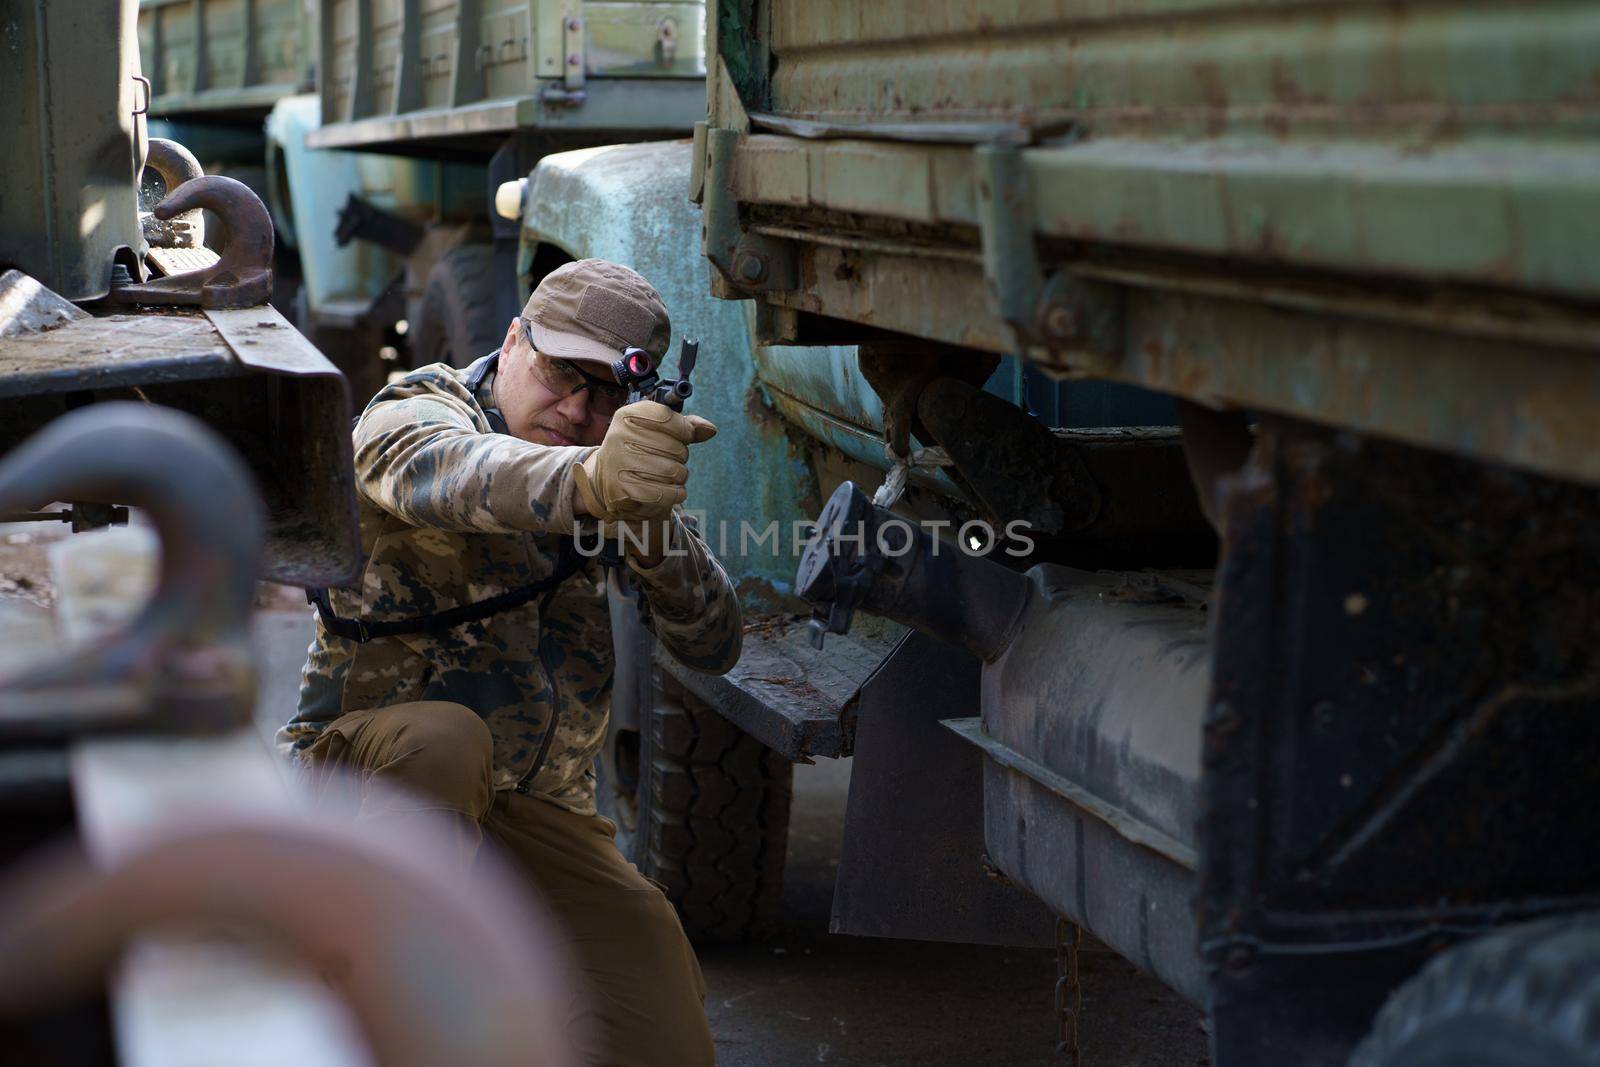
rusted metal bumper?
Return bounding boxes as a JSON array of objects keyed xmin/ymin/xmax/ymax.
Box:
[{"xmin": 0, "ymin": 303, "xmax": 359, "ymax": 587}]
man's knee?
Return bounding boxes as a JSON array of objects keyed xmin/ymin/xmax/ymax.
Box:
[{"xmin": 329, "ymin": 701, "xmax": 495, "ymax": 818}]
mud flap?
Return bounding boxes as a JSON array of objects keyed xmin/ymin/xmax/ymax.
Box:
[{"xmin": 830, "ymin": 629, "xmax": 1054, "ymax": 948}]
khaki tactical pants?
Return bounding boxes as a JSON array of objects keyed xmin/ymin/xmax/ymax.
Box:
[{"xmin": 303, "ymin": 700, "xmax": 714, "ymax": 1067}]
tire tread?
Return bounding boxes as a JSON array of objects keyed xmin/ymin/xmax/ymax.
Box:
[{"xmin": 1351, "ymin": 915, "xmax": 1600, "ymax": 1067}]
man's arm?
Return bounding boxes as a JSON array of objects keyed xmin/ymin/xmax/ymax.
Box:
[
  {"xmin": 355, "ymin": 374, "xmax": 591, "ymax": 533},
  {"xmin": 628, "ymin": 516, "xmax": 743, "ymax": 676}
]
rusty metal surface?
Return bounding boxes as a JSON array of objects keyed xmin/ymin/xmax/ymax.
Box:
[
  {"xmin": 1100, "ymin": 287, "xmax": 1600, "ymax": 487},
  {"xmin": 114, "ymin": 174, "xmax": 275, "ymax": 309},
  {"xmin": 760, "ymin": 2, "xmax": 1599, "ymax": 140},
  {"xmin": 308, "ymin": 0, "xmax": 710, "ymax": 153},
  {"xmin": 0, "ymin": 404, "xmax": 260, "ymax": 739},
  {"xmin": 753, "ymin": 247, "xmax": 1600, "ymax": 487},
  {"xmin": 317, "ymin": 0, "xmax": 704, "ymax": 134},
  {"xmin": 0, "ymin": 303, "xmax": 360, "ymax": 586},
  {"xmin": 705, "ymin": 0, "xmax": 1600, "ymax": 485},
  {"xmin": 1200, "ymin": 420, "xmax": 1600, "ymax": 1064},
  {"xmin": 726, "ymin": 132, "xmax": 1600, "ymax": 301},
  {"xmin": 140, "ymin": 137, "xmax": 206, "ymax": 245},
  {"xmin": 308, "ymin": 79, "xmax": 706, "ymax": 154},
  {"xmin": 0, "ymin": 309, "xmax": 231, "ymax": 396}
]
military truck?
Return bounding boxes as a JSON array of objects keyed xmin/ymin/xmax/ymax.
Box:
[
  {"xmin": 645, "ymin": 3, "xmax": 1600, "ymax": 1066},
  {"xmin": 137, "ymin": 0, "xmax": 710, "ymax": 401}
]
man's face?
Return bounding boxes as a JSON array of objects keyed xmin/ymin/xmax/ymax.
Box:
[{"xmin": 493, "ymin": 318, "xmax": 616, "ymax": 448}]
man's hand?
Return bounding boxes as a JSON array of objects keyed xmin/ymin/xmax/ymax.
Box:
[{"xmin": 572, "ymin": 400, "xmax": 717, "ymax": 520}]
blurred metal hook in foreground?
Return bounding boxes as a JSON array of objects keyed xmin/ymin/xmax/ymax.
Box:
[
  {"xmin": 0, "ymin": 402, "xmax": 263, "ymax": 738},
  {"xmin": 0, "ymin": 795, "xmax": 581, "ymax": 1067},
  {"xmin": 0, "ymin": 402, "xmax": 581, "ymax": 1066}
]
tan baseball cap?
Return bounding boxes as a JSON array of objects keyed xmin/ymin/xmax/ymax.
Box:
[{"xmin": 521, "ymin": 258, "xmax": 671, "ymax": 367}]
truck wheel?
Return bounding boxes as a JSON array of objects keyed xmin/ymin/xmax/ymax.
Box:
[
  {"xmin": 1350, "ymin": 915, "xmax": 1600, "ymax": 1067},
  {"xmin": 415, "ymin": 244, "xmax": 500, "ymax": 368},
  {"xmin": 596, "ymin": 674, "xmax": 793, "ymax": 942}
]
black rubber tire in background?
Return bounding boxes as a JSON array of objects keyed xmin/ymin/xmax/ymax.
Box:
[
  {"xmin": 596, "ymin": 672, "xmax": 794, "ymax": 942},
  {"xmin": 1350, "ymin": 915, "xmax": 1600, "ymax": 1067},
  {"xmin": 414, "ymin": 243, "xmax": 501, "ymax": 368}
]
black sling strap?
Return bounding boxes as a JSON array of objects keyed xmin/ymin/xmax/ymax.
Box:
[
  {"xmin": 306, "ymin": 350, "xmax": 598, "ymax": 644},
  {"xmin": 309, "ymin": 537, "xmax": 585, "ymax": 644}
]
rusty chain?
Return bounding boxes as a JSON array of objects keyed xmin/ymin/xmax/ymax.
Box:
[{"xmin": 1052, "ymin": 915, "xmax": 1084, "ymax": 1066}]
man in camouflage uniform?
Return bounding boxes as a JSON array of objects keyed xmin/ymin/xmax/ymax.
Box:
[{"xmin": 281, "ymin": 259, "xmax": 741, "ymax": 1066}]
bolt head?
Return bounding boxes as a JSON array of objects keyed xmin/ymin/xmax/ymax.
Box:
[
  {"xmin": 735, "ymin": 252, "xmax": 768, "ymax": 284},
  {"xmin": 1040, "ymin": 300, "xmax": 1082, "ymax": 343}
]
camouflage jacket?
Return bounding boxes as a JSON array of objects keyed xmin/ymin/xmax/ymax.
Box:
[{"xmin": 280, "ymin": 360, "xmax": 743, "ymax": 814}]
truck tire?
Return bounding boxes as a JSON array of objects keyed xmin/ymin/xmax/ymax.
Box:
[
  {"xmin": 596, "ymin": 673, "xmax": 793, "ymax": 942},
  {"xmin": 1350, "ymin": 915, "xmax": 1600, "ymax": 1067},
  {"xmin": 415, "ymin": 244, "xmax": 500, "ymax": 368}
]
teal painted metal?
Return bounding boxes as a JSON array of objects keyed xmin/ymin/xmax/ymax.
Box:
[
  {"xmin": 517, "ymin": 141, "xmax": 812, "ymax": 594},
  {"xmin": 264, "ymin": 96, "xmax": 405, "ymax": 319},
  {"xmin": 749, "ymin": 340, "xmax": 973, "ymax": 500},
  {"xmin": 266, "ymin": 94, "xmax": 484, "ymax": 320}
]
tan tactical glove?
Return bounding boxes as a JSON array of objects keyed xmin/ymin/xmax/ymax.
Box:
[{"xmin": 573, "ymin": 400, "xmax": 717, "ymax": 520}]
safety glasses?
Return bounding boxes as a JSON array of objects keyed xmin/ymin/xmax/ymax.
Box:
[{"xmin": 518, "ymin": 317, "xmax": 630, "ymax": 416}]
